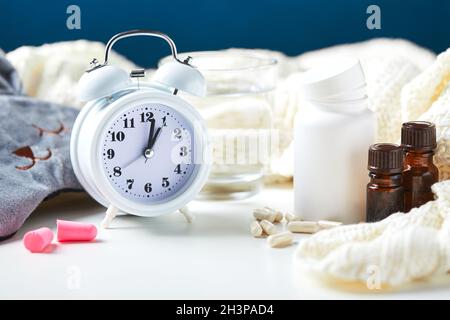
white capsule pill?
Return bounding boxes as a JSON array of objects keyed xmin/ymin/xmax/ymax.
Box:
[
  {"xmin": 318, "ymin": 220, "xmax": 343, "ymax": 229},
  {"xmin": 250, "ymin": 220, "xmax": 263, "ymax": 237},
  {"xmin": 287, "ymin": 221, "xmax": 319, "ymax": 234},
  {"xmin": 267, "ymin": 231, "xmax": 294, "ymax": 248},
  {"xmin": 263, "ymin": 206, "xmax": 283, "ymax": 223},
  {"xmin": 275, "ymin": 212, "xmax": 283, "ymax": 222},
  {"xmin": 253, "ymin": 208, "xmax": 275, "ymax": 222},
  {"xmin": 260, "ymin": 219, "xmax": 277, "ymax": 235},
  {"xmin": 285, "ymin": 212, "xmax": 303, "ymax": 222}
]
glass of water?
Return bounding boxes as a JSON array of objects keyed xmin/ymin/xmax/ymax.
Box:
[{"xmin": 160, "ymin": 51, "xmax": 278, "ymax": 200}]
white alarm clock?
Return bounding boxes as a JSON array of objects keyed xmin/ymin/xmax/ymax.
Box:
[{"xmin": 70, "ymin": 30, "xmax": 211, "ymax": 227}]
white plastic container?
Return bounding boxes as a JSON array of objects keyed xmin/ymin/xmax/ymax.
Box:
[{"xmin": 294, "ymin": 58, "xmax": 375, "ymax": 224}]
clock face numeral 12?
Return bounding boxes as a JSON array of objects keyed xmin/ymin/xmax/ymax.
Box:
[{"xmin": 101, "ymin": 104, "xmax": 196, "ymax": 202}]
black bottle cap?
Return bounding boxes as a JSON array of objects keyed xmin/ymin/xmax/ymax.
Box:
[
  {"xmin": 368, "ymin": 143, "xmax": 404, "ymax": 174},
  {"xmin": 401, "ymin": 121, "xmax": 437, "ymax": 152}
]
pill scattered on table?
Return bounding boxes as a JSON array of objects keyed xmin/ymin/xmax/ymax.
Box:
[
  {"xmin": 260, "ymin": 219, "xmax": 277, "ymax": 235},
  {"xmin": 285, "ymin": 212, "xmax": 303, "ymax": 222},
  {"xmin": 287, "ymin": 221, "xmax": 320, "ymax": 234},
  {"xmin": 318, "ymin": 220, "xmax": 343, "ymax": 229},
  {"xmin": 250, "ymin": 220, "xmax": 263, "ymax": 237},
  {"xmin": 267, "ymin": 231, "xmax": 294, "ymax": 248},
  {"xmin": 263, "ymin": 206, "xmax": 283, "ymax": 222},
  {"xmin": 253, "ymin": 208, "xmax": 276, "ymax": 223},
  {"xmin": 251, "ymin": 208, "xmax": 344, "ymax": 248},
  {"xmin": 23, "ymin": 227, "xmax": 54, "ymax": 253}
]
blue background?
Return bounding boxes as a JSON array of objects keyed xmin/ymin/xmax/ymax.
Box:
[{"xmin": 0, "ymin": 0, "xmax": 448, "ymax": 67}]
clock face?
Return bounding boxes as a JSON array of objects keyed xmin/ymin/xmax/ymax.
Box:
[{"xmin": 100, "ymin": 103, "xmax": 196, "ymax": 203}]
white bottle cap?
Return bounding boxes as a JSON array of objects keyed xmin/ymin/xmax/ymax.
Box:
[
  {"xmin": 308, "ymin": 84, "xmax": 367, "ymax": 104},
  {"xmin": 300, "ymin": 57, "xmax": 366, "ymax": 101}
]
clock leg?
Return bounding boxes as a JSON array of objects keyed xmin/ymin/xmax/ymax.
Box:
[
  {"xmin": 179, "ymin": 206, "xmax": 194, "ymax": 223},
  {"xmin": 101, "ymin": 205, "xmax": 119, "ymax": 229}
]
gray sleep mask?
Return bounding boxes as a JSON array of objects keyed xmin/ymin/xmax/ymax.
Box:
[{"xmin": 0, "ymin": 55, "xmax": 82, "ymax": 240}]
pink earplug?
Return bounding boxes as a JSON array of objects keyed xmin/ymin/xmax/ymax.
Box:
[
  {"xmin": 23, "ymin": 227, "xmax": 54, "ymax": 253},
  {"xmin": 57, "ymin": 220, "xmax": 97, "ymax": 242}
]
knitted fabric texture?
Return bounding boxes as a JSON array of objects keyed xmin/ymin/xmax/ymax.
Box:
[
  {"xmin": 297, "ymin": 180, "xmax": 450, "ymax": 287},
  {"xmin": 402, "ymin": 48, "xmax": 450, "ymax": 180}
]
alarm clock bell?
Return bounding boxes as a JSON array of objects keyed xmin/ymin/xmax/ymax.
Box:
[
  {"xmin": 77, "ymin": 30, "xmax": 206, "ymax": 102},
  {"xmin": 77, "ymin": 64, "xmax": 131, "ymax": 102},
  {"xmin": 153, "ymin": 58, "xmax": 206, "ymax": 96}
]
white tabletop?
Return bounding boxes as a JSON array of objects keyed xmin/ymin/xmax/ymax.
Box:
[{"xmin": 1, "ymin": 184, "xmax": 449, "ymax": 299}]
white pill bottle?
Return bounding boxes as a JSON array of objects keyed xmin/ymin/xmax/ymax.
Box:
[{"xmin": 294, "ymin": 58, "xmax": 375, "ymax": 224}]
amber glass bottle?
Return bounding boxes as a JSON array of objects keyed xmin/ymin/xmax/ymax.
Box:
[
  {"xmin": 366, "ymin": 143, "xmax": 405, "ymax": 222},
  {"xmin": 401, "ymin": 121, "xmax": 439, "ymax": 212}
]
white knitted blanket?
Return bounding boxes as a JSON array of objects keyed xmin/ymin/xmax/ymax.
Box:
[
  {"xmin": 5, "ymin": 40, "xmax": 136, "ymax": 108},
  {"xmin": 402, "ymin": 49, "xmax": 450, "ymax": 180},
  {"xmin": 297, "ymin": 179, "xmax": 450, "ymax": 287}
]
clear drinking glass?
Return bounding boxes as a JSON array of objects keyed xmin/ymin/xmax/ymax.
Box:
[{"xmin": 160, "ymin": 51, "xmax": 278, "ymax": 200}]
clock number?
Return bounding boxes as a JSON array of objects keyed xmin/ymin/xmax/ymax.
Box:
[
  {"xmin": 140, "ymin": 112, "xmax": 154, "ymax": 123},
  {"xmin": 113, "ymin": 166, "xmax": 122, "ymax": 177},
  {"xmin": 162, "ymin": 116, "xmax": 167, "ymax": 127},
  {"xmin": 179, "ymin": 146, "xmax": 188, "ymax": 156},
  {"xmin": 106, "ymin": 149, "xmax": 115, "ymax": 159},
  {"xmin": 173, "ymin": 128, "xmax": 182, "ymax": 140},
  {"xmin": 123, "ymin": 118, "xmax": 135, "ymax": 128},
  {"xmin": 144, "ymin": 183, "xmax": 152, "ymax": 193},
  {"xmin": 174, "ymin": 164, "xmax": 182, "ymax": 174},
  {"xmin": 162, "ymin": 177, "xmax": 170, "ymax": 188},
  {"xmin": 126, "ymin": 179, "xmax": 134, "ymax": 190},
  {"xmin": 111, "ymin": 131, "xmax": 125, "ymax": 142}
]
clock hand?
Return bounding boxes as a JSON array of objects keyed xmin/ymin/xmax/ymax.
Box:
[
  {"xmin": 144, "ymin": 124, "xmax": 163, "ymax": 160},
  {"xmin": 124, "ymin": 121, "xmax": 159, "ymax": 168},
  {"xmin": 144, "ymin": 118, "xmax": 156, "ymax": 156},
  {"xmin": 149, "ymin": 127, "xmax": 162, "ymax": 150},
  {"xmin": 122, "ymin": 155, "xmax": 145, "ymax": 171},
  {"xmin": 144, "ymin": 126, "xmax": 162, "ymax": 163}
]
